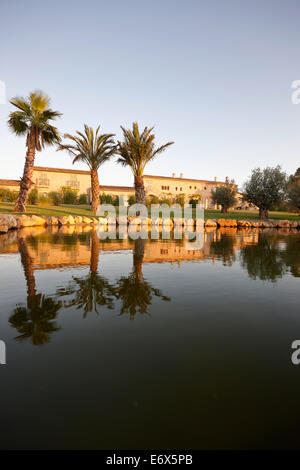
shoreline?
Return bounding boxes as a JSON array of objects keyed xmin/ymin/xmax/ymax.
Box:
[{"xmin": 0, "ymin": 213, "xmax": 299, "ymax": 234}]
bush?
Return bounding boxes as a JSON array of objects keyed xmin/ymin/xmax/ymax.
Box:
[
  {"xmin": 0, "ymin": 188, "xmax": 18, "ymax": 202},
  {"xmin": 61, "ymin": 186, "xmax": 78, "ymax": 204},
  {"xmin": 100, "ymin": 193, "xmax": 113, "ymax": 205},
  {"xmin": 49, "ymin": 191, "xmax": 62, "ymax": 206},
  {"xmin": 38, "ymin": 194, "xmax": 51, "ymax": 206},
  {"xmin": 128, "ymin": 195, "xmax": 136, "ymax": 206},
  {"xmin": 28, "ymin": 188, "xmax": 39, "ymax": 205},
  {"xmin": 78, "ymin": 193, "xmax": 88, "ymax": 205}
]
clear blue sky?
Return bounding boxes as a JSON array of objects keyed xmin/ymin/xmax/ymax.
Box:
[{"xmin": 1, "ymin": 0, "xmax": 300, "ymax": 188}]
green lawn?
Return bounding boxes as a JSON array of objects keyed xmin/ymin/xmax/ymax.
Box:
[{"xmin": 0, "ymin": 202, "xmax": 299, "ymax": 221}]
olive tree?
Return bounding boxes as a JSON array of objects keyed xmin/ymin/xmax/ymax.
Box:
[
  {"xmin": 243, "ymin": 166, "xmax": 287, "ymax": 219},
  {"xmin": 211, "ymin": 184, "xmax": 237, "ymax": 213}
]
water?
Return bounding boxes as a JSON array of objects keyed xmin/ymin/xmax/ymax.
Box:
[{"xmin": 0, "ymin": 226, "xmax": 299, "ymax": 449}]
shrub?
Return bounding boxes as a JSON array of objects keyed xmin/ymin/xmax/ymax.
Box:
[
  {"xmin": 49, "ymin": 191, "xmax": 62, "ymax": 206},
  {"xmin": 28, "ymin": 188, "xmax": 39, "ymax": 205},
  {"xmin": 0, "ymin": 188, "xmax": 17, "ymax": 202},
  {"xmin": 61, "ymin": 186, "xmax": 78, "ymax": 204},
  {"xmin": 78, "ymin": 193, "xmax": 88, "ymax": 205},
  {"xmin": 128, "ymin": 195, "xmax": 136, "ymax": 206},
  {"xmin": 100, "ymin": 193, "xmax": 113, "ymax": 205}
]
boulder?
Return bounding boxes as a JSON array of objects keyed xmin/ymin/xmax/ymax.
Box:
[
  {"xmin": 0, "ymin": 214, "xmax": 18, "ymax": 232},
  {"xmin": 173, "ymin": 218, "xmax": 184, "ymax": 226},
  {"xmin": 205, "ymin": 219, "xmax": 217, "ymax": 228},
  {"xmin": 276, "ymin": 219, "xmax": 290, "ymax": 228},
  {"xmin": 74, "ymin": 216, "xmax": 83, "ymax": 224},
  {"xmin": 261, "ymin": 219, "xmax": 276, "ymax": 228},
  {"xmin": 117, "ymin": 216, "xmax": 128, "ymax": 225},
  {"xmin": 107, "ymin": 217, "xmax": 117, "ymax": 225},
  {"xmin": 141, "ymin": 217, "xmax": 151, "ymax": 225},
  {"xmin": 46, "ymin": 216, "xmax": 59, "ymax": 226},
  {"xmin": 195, "ymin": 218, "xmax": 205, "ymax": 227},
  {"xmin": 98, "ymin": 217, "xmax": 108, "ymax": 225},
  {"xmin": 217, "ymin": 219, "xmax": 237, "ymax": 227},
  {"xmin": 58, "ymin": 215, "xmax": 75, "ymax": 225},
  {"xmin": 151, "ymin": 217, "xmax": 162, "ymax": 226},
  {"xmin": 237, "ymin": 220, "xmax": 252, "ymax": 228},
  {"xmin": 290, "ymin": 221, "xmax": 300, "ymax": 229},
  {"xmin": 82, "ymin": 216, "xmax": 93, "ymax": 224},
  {"xmin": 162, "ymin": 218, "xmax": 173, "ymax": 227},
  {"xmin": 184, "ymin": 218, "xmax": 195, "ymax": 227}
]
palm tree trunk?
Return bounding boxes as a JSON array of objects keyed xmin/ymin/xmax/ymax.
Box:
[
  {"xmin": 17, "ymin": 234, "xmax": 36, "ymax": 298},
  {"xmin": 91, "ymin": 168, "xmax": 100, "ymax": 212},
  {"xmin": 14, "ymin": 140, "xmax": 36, "ymax": 213},
  {"xmin": 134, "ymin": 175, "xmax": 146, "ymax": 205}
]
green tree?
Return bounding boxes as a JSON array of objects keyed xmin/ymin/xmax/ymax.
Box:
[
  {"xmin": 211, "ymin": 184, "xmax": 236, "ymax": 213},
  {"xmin": 58, "ymin": 125, "xmax": 116, "ymax": 212},
  {"xmin": 117, "ymin": 122, "xmax": 174, "ymax": 205},
  {"xmin": 243, "ymin": 166, "xmax": 287, "ymax": 219},
  {"xmin": 287, "ymin": 183, "xmax": 300, "ymax": 211},
  {"xmin": 8, "ymin": 90, "xmax": 61, "ymax": 213}
]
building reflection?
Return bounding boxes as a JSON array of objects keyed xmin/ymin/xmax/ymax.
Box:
[{"xmin": 1, "ymin": 226, "xmax": 299, "ymax": 344}]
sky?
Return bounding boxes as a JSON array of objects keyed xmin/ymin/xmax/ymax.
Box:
[{"xmin": 1, "ymin": 0, "xmax": 300, "ymax": 189}]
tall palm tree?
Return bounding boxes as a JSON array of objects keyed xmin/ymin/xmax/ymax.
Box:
[
  {"xmin": 8, "ymin": 90, "xmax": 61, "ymax": 213},
  {"xmin": 117, "ymin": 122, "xmax": 174, "ymax": 205},
  {"xmin": 58, "ymin": 125, "xmax": 116, "ymax": 212}
]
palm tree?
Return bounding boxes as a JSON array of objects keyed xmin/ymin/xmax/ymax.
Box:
[
  {"xmin": 8, "ymin": 90, "xmax": 61, "ymax": 213},
  {"xmin": 117, "ymin": 122, "xmax": 174, "ymax": 205},
  {"xmin": 9, "ymin": 234, "xmax": 62, "ymax": 345},
  {"xmin": 58, "ymin": 125, "xmax": 116, "ymax": 212}
]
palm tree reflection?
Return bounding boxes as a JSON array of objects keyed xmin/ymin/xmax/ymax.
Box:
[
  {"xmin": 56, "ymin": 230, "xmax": 116, "ymax": 317},
  {"xmin": 9, "ymin": 235, "xmax": 61, "ymax": 345},
  {"xmin": 115, "ymin": 238, "xmax": 171, "ymax": 320}
]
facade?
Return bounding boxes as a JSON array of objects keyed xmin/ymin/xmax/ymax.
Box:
[{"xmin": 0, "ymin": 167, "xmax": 252, "ymax": 209}]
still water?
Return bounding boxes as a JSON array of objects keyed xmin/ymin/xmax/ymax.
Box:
[{"xmin": 0, "ymin": 226, "xmax": 299, "ymax": 449}]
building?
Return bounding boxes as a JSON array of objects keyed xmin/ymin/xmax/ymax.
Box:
[{"xmin": 0, "ymin": 167, "xmax": 251, "ymax": 209}]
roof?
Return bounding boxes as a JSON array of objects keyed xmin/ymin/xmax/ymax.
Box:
[
  {"xmin": 99, "ymin": 185, "xmax": 134, "ymax": 192},
  {"xmin": 33, "ymin": 166, "xmax": 90, "ymax": 175},
  {"xmin": 143, "ymin": 174, "xmax": 229, "ymax": 185},
  {"xmin": 0, "ymin": 179, "xmax": 20, "ymax": 186}
]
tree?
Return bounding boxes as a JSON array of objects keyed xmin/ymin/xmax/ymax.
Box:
[
  {"xmin": 211, "ymin": 184, "xmax": 236, "ymax": 213},
  {"xmin": 8, "ymin": 90, "xmax": 61, "ymax": 213},
  {"xmin": 58, "ymin": 125, "xmax": 116, "ymax": 212},
  {"xmin": 243, "ymin": 166, "xmax": 287, "ymax": 219},
  {"xmin": 287, "ymin": 183, "xmax": 300, "ymax": 211},
  {"xmin": 117, "ymin": 122, "xmax": 174, "ymax": 205}
]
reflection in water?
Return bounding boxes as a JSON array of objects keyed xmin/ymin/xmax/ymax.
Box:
[
  {"xmin": 2, "ymin": 226, "xmax": 299, "ymax": 344},
  {"xmin": 115, "ymin": 238, "xmax": 171, "ymax": 320},
  {"xmin": 240, "ymin": 231, "xmax": 300, "ymax": 282},
  {"xmin": 56, "ymin": 230, "xmax": 117, "ymax": 317},
  {"xmin": 9, "ymin": 235, "xmax": 62, "ymax": 345}
]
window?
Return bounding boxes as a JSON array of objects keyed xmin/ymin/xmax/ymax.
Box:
[
  {"xmin": 204, "ymin": 186, "xmax": 207, "ymax": 190},
  {"xmin": 175, "ymin": 187, "xmax": 178, "ymax": 191},
  {"xmin": 194, "ymin": 186, "xmax": 196, "ymax": 189},
  {"xmin": 36, "ymin": 173, "xmax": 49, "ymax": 187},
  {"xmin": 161, "ymin": 185, "xmax": 170, "ymax": 190},
  {"xmin": 180, "ymin": 187, "xmax": 182, "ymax": 191},
  {"xmin": 189, "ymin": 186, "xmax": 192, "ymax": 189},
  {"xmin": 66, "ymin": 176, "xmax": 80, "ymax": 189}
]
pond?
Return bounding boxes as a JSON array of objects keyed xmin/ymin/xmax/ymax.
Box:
[{"xmin": 0, "ymin": 226, "xmax": 299, "ymax": 449}]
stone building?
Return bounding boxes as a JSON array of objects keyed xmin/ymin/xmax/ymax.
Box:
[{"xmin": 0, "ymin": 167, "xmax": 250, "ymax": 209}]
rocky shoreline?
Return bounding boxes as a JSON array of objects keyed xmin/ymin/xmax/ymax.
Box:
[{"xmin": 0, "ymin": 213, "xmax": 299, "ymax": 234}]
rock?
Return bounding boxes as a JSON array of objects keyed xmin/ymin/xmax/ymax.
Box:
[
  {"xmin": 162, "ymin": 218, "xmax": 173, "ymax": 227},
  {"xmin": 237, "ymin": 220, "xmax": 252, "ymax": 228},
  {"xmin": 261, "ymin": 219, "xmax": 276, "ymax": 228},
  {"xmin": 82, "ymin": 216, "xmax": 93, "ymax": 224},
  {"xmin": 117, "ymin": 216, "xmax": 128, "ymax": 225},
  {"xmin": 74, "ymin": 216, "xmax": 83, "ymax": 224},
  {"xmin": 107, "ymin": 217, "xmax": 117, "ymax": 225},
  {"xmin": 290, "ymin": 221, "xmax": 299, "ymax": 229},
  {"xmin": 46, "ymin": 216, "xmax": 59, "ymax": 226},
  {"xmin": 205, "ymin": 219, "xmax": 217, "ymax": 228},
  {"xmin": 90, "ymin": 218, "xmax": 99, "ymax": 224},
  {"xmin": 0, "ymin": 225, "xmax": 9, "ymax": 233},
  {"xmin": 128, "ymin": 217, "xmax": 141, "ymax": 225},
  {"xmin": 0, "ymin": 214, "xmax": 18, "ymax": 232},
  {"xmin": 184, "ymin": 218, "xmax": 195, "ymax": 227},
  {"xmin": 195, "ymin": 218, "xmax": 205, "ymax": 227},
  {"xmin": 98, "ymin": 217, "xmax": 108, "ymax": 225},
  {"xmin": 173, "ymin": 218, "xmax": 184, "ymax": 226},
  {"xmin": 276, "ymin": 219, "xmax": 290, "ymax": 228},
  {"xmin": 217, "ymin": 219, "xmax": 237, "ymax": 227},
  {"xmin": 141, "ymin": 217, "xmax": 151, "ymax": 225},
  {"xmin": 58, "ymin": 215, "xmax": 75, "ymax": 225},
  {"xmin": 151, "ymin": 217, "xmax": 162, "ymax": 226}
]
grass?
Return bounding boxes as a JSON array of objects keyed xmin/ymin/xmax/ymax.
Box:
[{"xmin": 0, "ymin": 202, "xmax": 299, "ymax": 221}]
